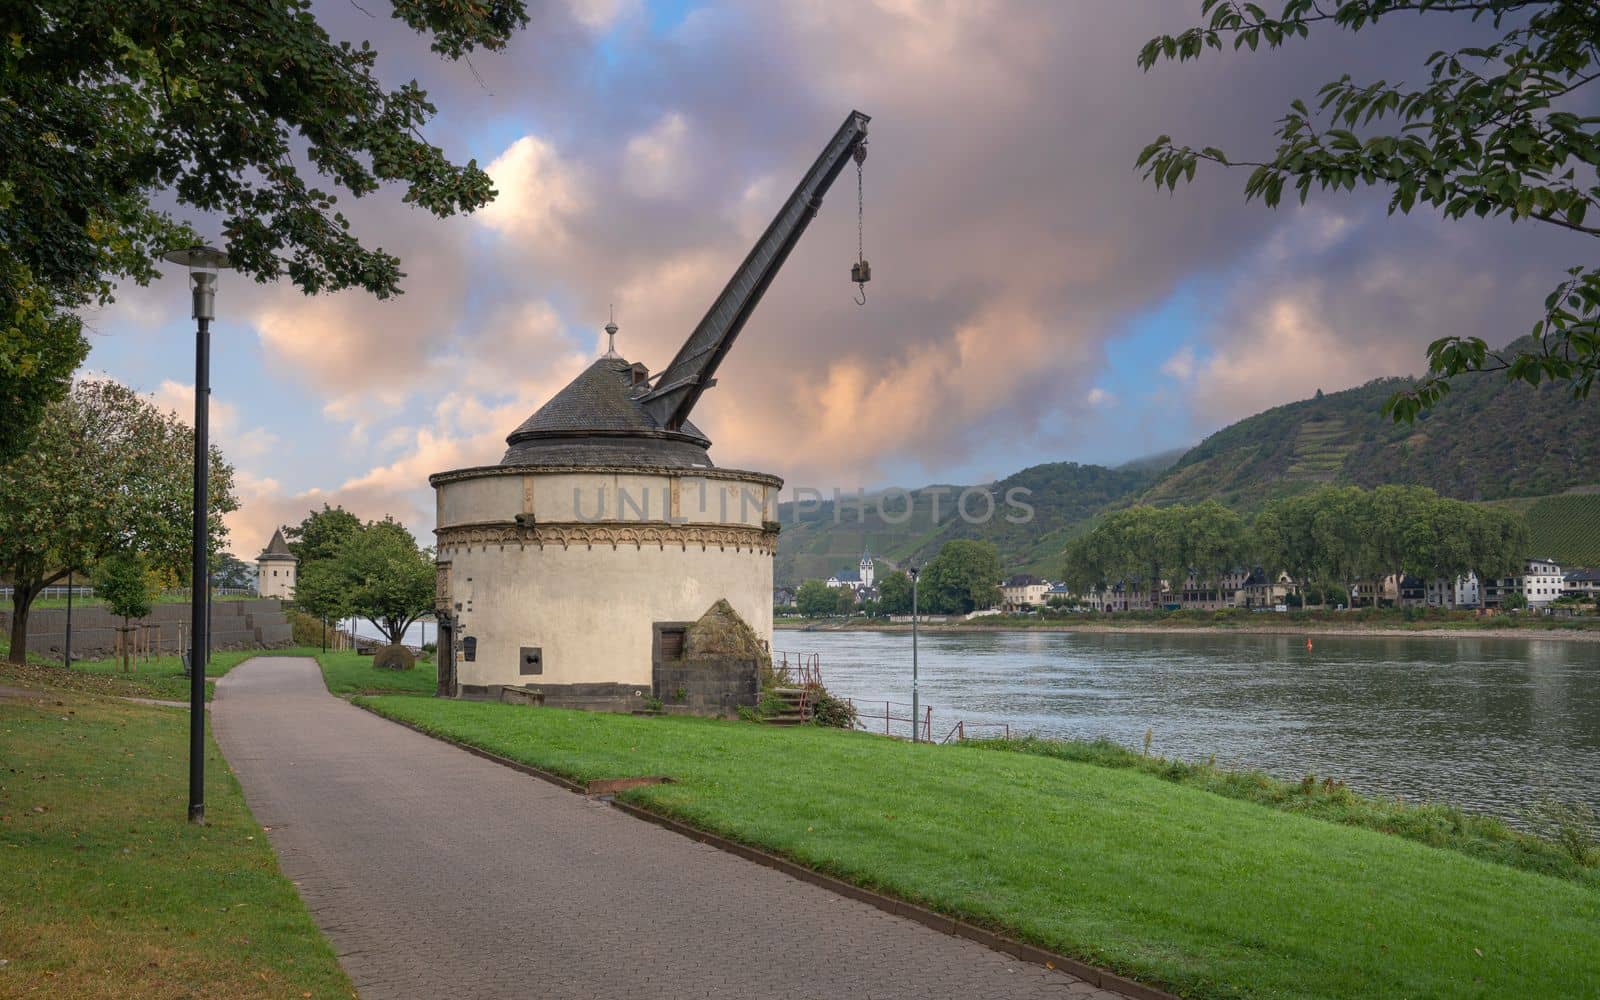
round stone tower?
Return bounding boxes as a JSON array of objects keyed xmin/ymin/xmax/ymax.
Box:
[{"xmin": 429, "ymin": 337, "xmax": 780, "ymax": 707}]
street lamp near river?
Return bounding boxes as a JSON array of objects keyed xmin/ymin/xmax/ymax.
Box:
[{"xmin": 908, "ymin": 563, "xmax": 920, "ymax": 742}]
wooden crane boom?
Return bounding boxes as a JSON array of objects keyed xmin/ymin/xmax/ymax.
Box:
[{"xmin": 640, "ymin": 110, "xmax": 871, "ymax": 430}]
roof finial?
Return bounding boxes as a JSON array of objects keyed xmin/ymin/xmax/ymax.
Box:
[{"xmin": 602, "ymin": 304, "xmax": 621, "ymax": 359}]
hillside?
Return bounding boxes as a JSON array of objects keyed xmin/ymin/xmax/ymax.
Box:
[
  {"xmin": 774, "ymin": 461, "xmax": 1155, "ymax": 586},
  {"xmin": 1488, "ymin": 490, "xmax": 1600, "ymax": 569},
  {"xmin": 1144, "ymin": 360, "xmax": 1600, "ymax": 509},
  {"xmin": 776, "ymin": 358, "xmax": 1600, "ymax": 587}
]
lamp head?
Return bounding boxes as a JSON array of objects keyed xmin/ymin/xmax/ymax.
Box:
[{"xmin": 161, "ymin": 245, "xmax": 232, "ymax": 321}]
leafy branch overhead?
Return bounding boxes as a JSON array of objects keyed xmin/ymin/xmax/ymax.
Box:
[
  {"xmin": 1137, "ymin": 0, "xmax": 1600, "ymax": 418},
  {"xmin": 0, "ymin": 0, "xmax": 528, "ymax": 458}
]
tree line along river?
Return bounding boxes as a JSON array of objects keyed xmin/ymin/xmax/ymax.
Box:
[{"xmin": 785, "ymin": 629, "xmax": 1600, "ymax": 824}]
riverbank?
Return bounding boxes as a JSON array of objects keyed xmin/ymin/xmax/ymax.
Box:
[
  {"xmin": 0, "ymin": 667, "xmax": 352, "ymax": 996},
  {"xmin": 359, "ymin": 695, "xmax": 1600, "ymax": 999},
  {"xmin": 778, "ymin": 617, "xmax": 1600, "ymax": 642}
]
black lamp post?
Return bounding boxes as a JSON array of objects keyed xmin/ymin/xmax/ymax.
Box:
[
  {"xmin": 162, "ymin": 244, "xmax": 231, "ymax": 825},
  {"xmin": 63, "ymin": 570, "xmax": 74, "ymax": 668},
  {"xmin": 908, "ymin": 564, "xmax": 920, "ymax": 742}
]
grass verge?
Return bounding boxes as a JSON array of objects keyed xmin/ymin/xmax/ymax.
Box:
[
  {"xmin": 357, "ymin": 697, "xmax": 1600, "ymax": 999},
  {"xmin": 314, "ymin": 650, "xmax": 436, "ymax": 697},
  {"xmin": 0, "ymin": 646, "xmax": 325, "ymax": 702},
  {"xmin": 0, "ymin": 679, "xmax": 351, "ymax": 996},
  {"xmin": 976, "ymin": 736, "xmax": 1599, "ymax": 887}
]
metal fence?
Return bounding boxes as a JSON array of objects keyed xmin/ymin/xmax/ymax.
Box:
[{"xmin": 0, "ymin": 586, "xmax": 257, "ymax": 600}]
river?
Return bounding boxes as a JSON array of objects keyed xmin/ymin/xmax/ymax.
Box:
[{"xmin": 778, "ymin": 629, "xmax": 1600, "ymax": 824}]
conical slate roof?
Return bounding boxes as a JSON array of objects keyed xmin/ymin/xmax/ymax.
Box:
[
  {"xmin": 258, "ymin": 527, "xmax": 296, "ymax": 562},
  {"xmin": 501, "ymin": 357, "xmax": 713, "ymax": 468}
]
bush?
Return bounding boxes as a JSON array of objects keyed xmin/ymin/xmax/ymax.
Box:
[
  {"xmin": 372, "ymin": 644, "xmax": 415, "ymax": 671},
  {"xmin": 810, "ymin": 689, "xmax": 858, "ymax": 729},
  {"xmin": 286, "ymin": 609, "xmax": 327, "ymax": 647}
]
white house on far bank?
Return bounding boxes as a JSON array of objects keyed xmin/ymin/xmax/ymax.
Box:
[
  {"xmin": 1000, "ymin": 574, "xmax": 1049, "ymax": 610},
  {"xmin": 1484, "ymin": 558, "xmax": 1565, "ymax": 607}
]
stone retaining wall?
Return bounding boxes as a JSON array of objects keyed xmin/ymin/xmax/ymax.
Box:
[{"xmin": 0, "ymin": 599, "xmax": 292, "ymax": 660}]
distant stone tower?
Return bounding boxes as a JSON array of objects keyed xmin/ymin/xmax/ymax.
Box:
[
  {"xmin": 256, "ymin": 528, "xmax": 297, "ymax": 599},
  {"xmin": 859, "ymin": 548, "xmax": 874, "ymax": 589}
]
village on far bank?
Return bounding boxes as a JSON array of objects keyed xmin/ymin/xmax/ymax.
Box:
[{"xmin": 779, "ymin": 547, "xmax": 1600, "ymax": 622}]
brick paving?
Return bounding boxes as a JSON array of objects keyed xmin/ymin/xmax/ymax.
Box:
[{"xmin": 214, "ymin": 657, "xmax": 1132, "ymax": 999}]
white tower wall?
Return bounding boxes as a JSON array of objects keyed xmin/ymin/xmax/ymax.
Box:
[{"xmin": 433, "ymin": 465, "xmax": 779, "ymax": 697}]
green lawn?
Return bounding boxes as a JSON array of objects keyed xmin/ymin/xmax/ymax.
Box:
[
  {"xmin": 314, "ymin": 650, "xmax": 437, "ymax": 696},
  {"xmin": 357, "ymin": 697, "xmax": 1600, "ymax": 999},
  {"xmin": 0, "ymin": 678, "xmax": 352, "ymax": 996},
  {"xmin": 0, "ymin": 646, "xmax": 327, "ymax": 702}
]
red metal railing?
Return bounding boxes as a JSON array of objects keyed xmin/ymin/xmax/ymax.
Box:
[
  {"xmin": 937, "ymin": 720, "xmax": 1012, "ymax": 744},
  {"xmin": 770, "ymin": 649, "xmax": 823, "ymax": 688},
  {"xmin": 845, "ymin": 699, "xmax": 932, "ymax": 742}
]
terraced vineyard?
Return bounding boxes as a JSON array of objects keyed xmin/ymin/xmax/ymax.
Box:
[
  {"xmin": 1491, "ymin": 492, "xmax": 1600, "ymax": 569},
  {"xmin": 1286, "ymin": 418, "xmax": 1354, "ymax": 479}
]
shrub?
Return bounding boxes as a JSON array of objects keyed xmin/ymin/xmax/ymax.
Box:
[
  {"xmin": 810, "ymin": 689, "xmax": 859, "ymax": 729},
  {"xmin": 287, "ymin": 609, "xmax": 327, "ymax": 647},
  {"xmin": 372, "ymin": 644, "xmax": 415, "ymax": 671}
]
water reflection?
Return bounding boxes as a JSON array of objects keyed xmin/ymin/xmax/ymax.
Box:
[{"xmin": 788, "ymin": 629, "xmax": 1600, "ymax": 822}]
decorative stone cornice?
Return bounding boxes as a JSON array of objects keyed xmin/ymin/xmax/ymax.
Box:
[
  {"xmin": 429, "ymin": 464, "xmax": 783, "ymax": 490},
  {"xmin": 435, "ymin": 520, "xmax": 780, "ymax": 555}
]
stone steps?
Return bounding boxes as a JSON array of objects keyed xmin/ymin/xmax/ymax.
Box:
[{"xmin": 763, "ymin": 687, "xmax": 813, "ymax": 725}]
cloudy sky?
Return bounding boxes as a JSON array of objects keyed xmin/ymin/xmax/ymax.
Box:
[{"xmin": 82, "ymin": 0, "xmax": 1587, "ymax": 559}]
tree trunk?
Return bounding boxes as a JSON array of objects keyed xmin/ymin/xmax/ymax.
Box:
[{"xmin": 7, "ymin": 584, "xmax": 38, "ymax": 665}]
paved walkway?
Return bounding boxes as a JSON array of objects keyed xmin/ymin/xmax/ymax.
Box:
[{"xmin": 214, "ymin": 658, "xmax": 1129, "ymax": 999}]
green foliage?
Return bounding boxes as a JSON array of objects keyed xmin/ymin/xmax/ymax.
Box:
[
  {"xmin": 1062, "ymin": 502, "xmax": 1247, "ymax": 595},
  {"xmin": 0, "ymin": 256, "xmax": 88, "ymax": 464},
  {"xmin": 920, "ymin": 539, "xmax": 1002, "ymax": 614},
  {"xmin": 794, "ymin": 579, "xmax": 837, "ymax": 617},
  {"xmin": 1523, "ymin": 796, "xmax": 1600, "ymax": 867},
  {"xmin": 809, "ymin": 689, "xmax": 859, "ymax": 729},
  {"xmin": 295, "ymin": 516, "xmax": 433, "ymax": 645},
  {"xmin": 833, "ymin": 585, "xmax": 857, "ymax": 615},
  {"xmin": 209, "ymin": 551, "xmax": 254, "ymax": 591},
  {"xmin": 1139, "ymin": 1, "xmax": 1600, "ymax": 414},
  {"xmin": 284, "ymin": 504, "xmax": 362, "ymax": 566},
  {"xmin": 1065, "ymin": 484, "xmax": 1529, "ymax": 606},
  {"xmin": 0, "ymin": 379, "xmax": 236, "ymax": 663},
  {"xmin": 286, "ymin": 609, "xmax": 328, "ymax": 648},
  {"xmin": 1, "ymin": 1, "xmax": 529, "ymax": 456},
  {"xmin": 876, "ymin": 569, "xmax": 914, "ymax": 615},
  {"xmin": 92, "ymin": 551, "xmax": 154, "ymax": 622},
  {"xmin": 286, "ymin": 504, "xmax": 363, "ymax": 622}
]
